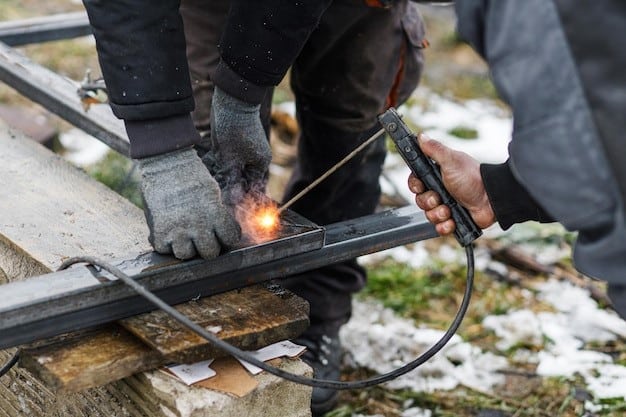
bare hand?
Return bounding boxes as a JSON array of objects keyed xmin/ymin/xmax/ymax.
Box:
[{"xmin": 408, "ymin": 133, "xmax": 495, "ymax": 236}]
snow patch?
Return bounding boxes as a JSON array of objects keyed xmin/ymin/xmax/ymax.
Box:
[
  {"xmin": 59, "ymin": 128, "xmax": 110, "ymax": 167},
  {"xmin": 341, "ymin": 300, "xmax": 507, "ymax": 394},
  {"xmin": 403, "ymin": 90, "xmax": 512, "ymax": 164},
  {"xmin": 483, "ymin": 310, "xmax": 544, "ymax": 351},
  {"xmin": 482, "ymin": 279, "xmax": 626, "ymax": 400}
]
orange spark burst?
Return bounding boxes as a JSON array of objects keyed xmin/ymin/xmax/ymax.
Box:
[
  {"xmin": 256, "ymin": 206, "xmax": 279, "ymax": 231},
  {"xmin": 235, "ymin": 196, "xmax": 281, "ymax": 244}
]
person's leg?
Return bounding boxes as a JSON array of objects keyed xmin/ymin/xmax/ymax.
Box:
[{"xmin": 283, "ymin": 1, "xmax": 425, "ymax": 414}]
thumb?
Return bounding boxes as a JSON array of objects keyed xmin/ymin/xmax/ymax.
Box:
[{"xmin": 417, "ymin": 133, "xmax": 451, "ymax": 165}]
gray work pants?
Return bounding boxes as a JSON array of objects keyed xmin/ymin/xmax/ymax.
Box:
[{"xmin": 180, "ymin": 0, "xmax": 425, "ymax": 334}]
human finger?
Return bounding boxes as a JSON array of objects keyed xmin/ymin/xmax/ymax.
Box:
[
  {"xmin": 408, "ymin": 173, "xmax": 426, "ymax": 194},
  {"xmin": 425, "ymin": 204, "xmax": 451, "ymax": 224},
  {"xmin": 436, "ymin": 219, "xmax": 456, "ymax": 235},
  {"xmin": 415, "ymin": 190, "xmax": 441, "ymax": 211}
]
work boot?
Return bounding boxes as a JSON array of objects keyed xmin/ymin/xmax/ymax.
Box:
[{"xmin": 294, "ymin": 330, "xmax": 342, "ymax": 416}]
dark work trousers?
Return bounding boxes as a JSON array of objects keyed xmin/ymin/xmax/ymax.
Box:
[{"xmin": 180, "ymin": 0, "xmax": 425, "ymax": 336}]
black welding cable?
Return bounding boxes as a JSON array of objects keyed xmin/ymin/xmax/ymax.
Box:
[
  {"xmin": 0, "ymin": 350, "xmax": 19, "ymax": 378},
  {"xmin": 58, "ymin": 246, "xmax": 474, "ymax": 390}
]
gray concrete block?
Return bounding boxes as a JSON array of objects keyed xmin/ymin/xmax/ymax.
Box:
[{"xmin": 139, "ymin": 359, "xmax": 313, "ymax": 417}]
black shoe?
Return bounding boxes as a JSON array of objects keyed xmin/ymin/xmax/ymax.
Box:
[{"xmin": 294, "ymin": 332, "xmax": 342, "ymax": 416}]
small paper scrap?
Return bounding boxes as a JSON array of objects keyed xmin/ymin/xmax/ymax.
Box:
[
  {"xmin": 237, "ymin": 340, "xmax": 306, "ymax": 375},
  {"xmin": 166, "ymin": 359, "xmax": 216, "ymax": 385}
]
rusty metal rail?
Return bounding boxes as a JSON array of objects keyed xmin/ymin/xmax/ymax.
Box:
[
  {"xmin": 0, "ymin": 11, "xmax": 90, "ymax": 47},
  {"xmin": 0, "ymin": 12, "xmax": 129, "ymax": 155}
]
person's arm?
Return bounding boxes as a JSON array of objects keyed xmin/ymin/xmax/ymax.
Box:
[
  {"xmin": 83, "ymin": 0, "xmax": 240, "ymax": 260},
  {"xmin": 202, "ymin": 0, "xmax": 333, "ymax": 204},
  {"xmin": 83, "ymin": 0, "xmax": 200, "ymax": 158},
  {"xmin": 213, "ymin": 0, "xmax": 333, "ymax": 105}
]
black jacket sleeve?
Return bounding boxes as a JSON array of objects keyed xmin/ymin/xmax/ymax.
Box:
[
  {"xmin": 213, "ymin": 0, "xmax": 332, "ymax": 104},
  {"xmin": 481, "ymin": 160, "xmax": 555, "ymax": 229},
  {"xmin": 83, "ymin": 0, "xmax": 200, "ymax": 158},
  {"xmin": 83, "ymin": 0, "xmax": 194, "ymax": 121}
]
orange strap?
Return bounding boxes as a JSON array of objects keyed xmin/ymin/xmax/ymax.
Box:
[
  {"xmin": 364, "ymin": 0, "xmax": 393, "ymax": 8},
  {"xmin": 385, "ymin": 39, "xmax": 406, "ymax": 109}
]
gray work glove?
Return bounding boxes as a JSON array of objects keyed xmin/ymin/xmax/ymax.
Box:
[
  {"xmin": 207, "ymin": 86, "xmax": 272, "ymax": 205},
  {"xmin": 137, "ymin": 147, "xmax": 241, "ymax": 260}
]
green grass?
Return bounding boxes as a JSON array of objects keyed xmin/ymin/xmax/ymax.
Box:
[
  {"xmin": 361, "ymin": 258, "xmax": 456, "ymax": 317},
  {"xmin": 448, "ymin": 125, "xmax": 478, "ymax": 140},
  {"xmin": 360, "ymin": 254, "xmax": 534, "ymax": 338}
]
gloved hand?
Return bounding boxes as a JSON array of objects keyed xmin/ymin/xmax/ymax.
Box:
[
  {"xmin": 137, "ymin": 147, "xmax": 241, "ymax": 260},
  {"xmin": 207, "ymin": 86, "xmax": 272, "ymax": 205},
  {"xmin": 408, "ymin": 133, "xmax": 495, "ymax": 235}
]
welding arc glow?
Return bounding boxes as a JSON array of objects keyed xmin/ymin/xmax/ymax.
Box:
[
  {"xmin": 235, "ymin": 196, "xmax": 281, "ymax": 244},
  {"xmin": 256, "ymin": 208, "xmax": 279, "ymax": 230}
]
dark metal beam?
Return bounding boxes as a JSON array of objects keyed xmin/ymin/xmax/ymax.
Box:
[
  {"xmin": 0, "ymin": 41, "xmax": 129, "ymax": 155},
  {"xmin": 0, "ymin": 12, "xmax": 91, "ymax": 46},
  {"xmin": 0, "ymin": 206, "xmax": 438, "ymax": 349}
]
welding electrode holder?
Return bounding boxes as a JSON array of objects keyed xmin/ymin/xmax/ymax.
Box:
[{"xmin": 378, "ymin": 108, "xmax": 482, "ymax": 247}]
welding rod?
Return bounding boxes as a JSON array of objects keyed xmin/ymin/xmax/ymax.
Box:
[{"xmin": 278, "ymin": 127, "xmax": 386, "ymax": 213}]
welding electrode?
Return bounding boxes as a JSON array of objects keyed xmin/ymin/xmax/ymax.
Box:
[{"xmin": 278, "ymin": 127, "xmax": 386, "ymax": 213}]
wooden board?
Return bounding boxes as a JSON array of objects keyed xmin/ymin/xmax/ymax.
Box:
[
  {"xmin": 0, "ymin": 121, "xmax": 162, "ymax": 415},
  {"xmin": 19, "ymin": 326, "xmax": 161, "ymax": 393},
  {"xmin": 120, "ymin": 284, "xmax": 309, "ymax": 363}
]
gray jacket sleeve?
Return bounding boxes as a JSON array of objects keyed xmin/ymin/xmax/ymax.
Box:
[{"xmin": 455, "ymin": 0, "xmax": 626, "ymax": 282}]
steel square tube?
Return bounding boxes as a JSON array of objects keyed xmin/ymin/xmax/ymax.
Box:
[{"xmin": 0, "ymin": 206, "xmax": 438, "ymax": 349}]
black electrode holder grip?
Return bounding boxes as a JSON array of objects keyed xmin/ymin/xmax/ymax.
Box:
[{"xmin": 378, "ymin": 108, "xmax": 482, "ymax": 247}]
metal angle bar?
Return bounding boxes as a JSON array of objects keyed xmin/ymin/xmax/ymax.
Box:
[
  {"xmin": 0, "ymin": 41, "xmax": 129, "ymax": 155},
  {"xmin": 0, "ymin": 12, "xmax": 91, "ymax": 46},
  {"xmin": 0, "ymin": 206, "xmax": 438, "ymax": 349}
]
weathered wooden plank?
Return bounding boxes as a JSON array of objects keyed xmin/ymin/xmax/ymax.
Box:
[
  {"xmin": 0, "ymin": 127, "xmax": 147, "ymax": 274},
  {"xmin": 19, "ymin": 326, "xmax": 162, "ymax": 394},
  {"xmin": 20, "ymin": 284, "xmax": 308, "ymax": 392},
  {"xmin": 0, "ymin": 122, "xmax": 159, "ymax": 416},
  {"xmin": 120, "ymin": 285, "xmax": 309, "ymax": 363}
]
